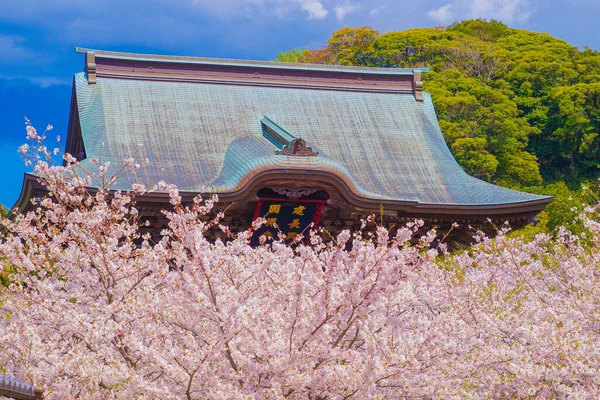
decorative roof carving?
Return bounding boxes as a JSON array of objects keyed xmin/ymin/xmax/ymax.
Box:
[
  {"xmin": 270, "ymin": 187, "xmax": 320, "ymax": 200},
  {"xmin": 276, "ymin": 138, "xmax": 318, "ymax": 157}
]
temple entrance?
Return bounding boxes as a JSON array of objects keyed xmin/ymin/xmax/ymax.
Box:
[{"xmin": 250, "ymin": 188, "xmax": 330, "ymax": 245}]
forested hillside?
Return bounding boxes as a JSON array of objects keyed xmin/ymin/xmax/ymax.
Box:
[{"xmin": 277, "ymin": 20, "xmax": 600, "ymax": 232}]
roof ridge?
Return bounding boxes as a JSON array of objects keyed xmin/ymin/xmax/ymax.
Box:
[{"xmin": 74, "ymin": 47, "xmax": 429, "ymax": 76}]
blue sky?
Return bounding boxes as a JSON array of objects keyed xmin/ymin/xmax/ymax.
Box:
[{"xmin": 1, "ymin": 0, "xmax": 599, "ymax": 208}]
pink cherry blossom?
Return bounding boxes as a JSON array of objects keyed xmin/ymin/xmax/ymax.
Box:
[{"xmin": 1, "ymin": 127, "xmax": 599, "ymax": 399}]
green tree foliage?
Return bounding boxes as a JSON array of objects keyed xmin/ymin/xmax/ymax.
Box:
[
  {"xmin": 373, "ymin": 28, "xmax": 469, "ymax": 69},
  {"xmin": 278, "ymin": 20, "xmax": 600, "ymax": 209},
  {"xmin": 515, "ymin": 181, "xmax": 600, "ymax": 240},
  {"xmin": 426, "ymin": 69, "xmax": 541, "ymax": 186},
  {"xmin": 1, "ymin": 260, "xmax": 13, "ymax": 287},
  {"xmin": 448, "ymin": 19, "xmax": 510, "ymax": 42},
  {"xmin": 541, "ymin": 83, "xmax": 600, "ymax": 181},
  {"xmin": 274, "ymin": 48, "xmax": 307, "ymax": 63},
  {"xmin": 451, "ymin": 137, "xmax": 498, "ymax": 179},
  {"xmin": 296, "ymin": 26, "xmax": 380, "ymax": 65},
  {"xmin": 324, "ymin": 26, "xmax": 380, "ymax": 66}
]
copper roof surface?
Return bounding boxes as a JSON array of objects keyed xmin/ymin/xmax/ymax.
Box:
[{"xmin": 69, "ymin": 49, "xmax": 550, "ymax": 208}]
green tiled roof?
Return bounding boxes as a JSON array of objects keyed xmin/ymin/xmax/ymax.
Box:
[{"xmin": 73, "ymin": 71, "xmax": 549, "ymax": 206}]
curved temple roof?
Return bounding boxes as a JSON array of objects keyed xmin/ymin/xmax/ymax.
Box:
[{"xmin": 65, "ymin": 49, "xmax": 550, "ymax": 213}]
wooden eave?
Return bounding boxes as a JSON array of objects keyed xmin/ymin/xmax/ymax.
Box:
[
  {"xmin": 120, "ymin": 168, "xmax": 551, "ymax": 222},
  {"xmin": 11, "ymin": 174, "xmax": 47, "ymax": 215},
  {"xmin": 13, "ymin": 168, "xmax": 550, "ymax": 224}
]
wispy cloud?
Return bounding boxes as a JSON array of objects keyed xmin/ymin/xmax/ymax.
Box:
[
  {"xmin": 334, "ymin": 2, "xmax": 359, "ymax": 20},
  {"xmin": 0, "ymin": 35, "xmax": 38, "ymax": 63},
  {"xmin": 427, "ymin": 0, "xmax": 534, "ymax": 25},
  {"xmin": 368, "ymin": 5, "xmax": 387, "ymax": 17},
  {"xmin": 28, "ymin": 77, "xmax": 71, "ymax": 88},
  {"xmin": 189, "ymin": 0, "xmax": 331, "ymax": 20},
  {"xmin": 0, "ymin": 0, "xmax": 590, "ymax": 57},
  {"xmin": 472, "ymin": 0, "xmax": 532, "ymax": 23},
  {"xmin": 301, "ymin": 0, "xmax": 329, "ymax": 19},
  {"xmin": 427, "ymin": 4, "xmax": 454, "ymax": 24},
  {"xmin": 0, "ymin": 74, "xmax": 70, "ymax": 88}
]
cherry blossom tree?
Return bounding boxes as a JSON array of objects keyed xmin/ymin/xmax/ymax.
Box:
[{"xmin": 1, "ymin": 125, "xmax": 599, "ymax": 399}]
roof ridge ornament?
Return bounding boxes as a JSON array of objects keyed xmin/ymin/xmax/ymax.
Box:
[
  {"xmin": 86, "ymin": 51, "xmax": 97, "ymax": 84},
  {"xmin": 261, "ymin": 116, "xmax": 296, "ymax": 149},
  {"xmin": 412, "ymin": 69, "xmax": 423, "ymax": 102},
  {"xmin": 276, "ymin": 138, "xmax": 318, "ymax": 157}
]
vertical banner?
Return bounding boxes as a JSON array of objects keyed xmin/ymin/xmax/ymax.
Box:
[{"xmin": 250, "ymin": 198, "xmax": 325, "ymax": 246}]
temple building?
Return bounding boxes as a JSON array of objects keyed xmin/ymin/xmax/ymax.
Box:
[{"xmin": 15, "ymin": 48, "xmax": 552, "ymax": 245}]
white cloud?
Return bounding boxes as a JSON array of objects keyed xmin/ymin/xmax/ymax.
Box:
[
  {"xmin": 333, "ymin": 3, "xmax": 358, "ymax": 20},
  {"xmin": 427, "ymin": 4, "xmax": 454, "ymax": 23},
  {"xmin": 0, "ymin": 74, "xmax": 70, "ymax": 88},
  {"xmin": 29, "ymin": 77, "xmax": 71, "ymax": 88},
  {"xmin": 301, "ymin": 0, "xmax": 328, "ymax": 19},
  {"xmin": 368, "ymin": 5, "xmax": 387, "ymax": 17},
  {"xmin": 426, "ymin": 0, "xmax": 533, "ymax": 25},
  {"xmin": 191, "ymin": 0, "xmax": 270, "ymax": 16},
  {"xmin": 191, "ymin": 0, "xmax": 331, "ymax": 20},
  {"xmin": 471, "ymin": 0, "xmax": 532, "ymax": 23},
  {"xmin": 0, "ymin": 35, "xmax": 37, "ymax": 62}
]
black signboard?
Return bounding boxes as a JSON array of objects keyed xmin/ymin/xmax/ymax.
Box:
[{"xmin": 250, "ymin": 198, "xmax": 325, "ymax": 246}]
